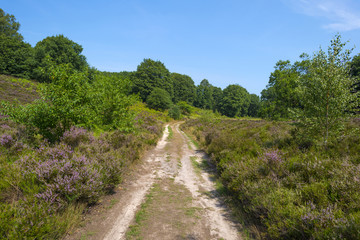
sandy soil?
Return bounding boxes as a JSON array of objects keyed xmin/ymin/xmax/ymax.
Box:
[{"xmin": 65, "ymin": 123, "xmax": 242, "ymax": 240}]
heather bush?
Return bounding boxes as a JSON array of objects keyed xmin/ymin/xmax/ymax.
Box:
[
  {"xmin": 182, "ymin": 117, "xmax": 360, "ymax": 239},
  {"xmin": 0, "ymin": 133, "xmax": 14, "ymax": 148},
  {"xmin": 61, "ymin": 126, "xmax": 94, "ymax": 149},
  {"xmin": 17, "ymin": 143, "xmax": 103, "ymax": 208}
]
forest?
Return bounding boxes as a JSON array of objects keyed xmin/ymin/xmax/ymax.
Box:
[{"xmin": 1, "ymin": 7, "xmax": 360, "ymax": 239}]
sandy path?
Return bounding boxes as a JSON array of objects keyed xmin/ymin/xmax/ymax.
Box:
[
  {"xmin": 103, "ymin": 124, "xmax": 170, "ymax": 240},
  {"xmin": 65, "ymin": 122, "xmax": 241, "ymax": 240},
  {"xmin": 174, "ymin": 124, "xmax": 240, "ymax": 240}
]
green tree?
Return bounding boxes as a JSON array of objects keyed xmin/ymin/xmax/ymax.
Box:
[
  {"xmin": 90, "ymin": 73, "xmax": 136, "ymax": 132},
  {"xmin": 177, "ymin": 101, "xmax": 193, "ymax": 115},
  {"xmin": 248, "ymin": 94, "xmax": 260, "ymax": 117},
  {"xmin": 349, "ymin": 54, "xmax": 360, "ymax": 93},
  {"xmin": 211, "ymin": 86, "xmax": 223, "ymax": 112},
  {"xmin": 0, "ymin": 8, "xmax": 23, "ymax": 40},
  {"xmin": 0, "ymin": 35, "xmax": 34, "ymax": 78},
  {"xmin": 259, "ymin": 86, "xmax": 276, "ymax": 119},
  {"xmin": 295, "ymin": 35, "xmax": 360, "ymax": 146},
  {"xmin": 220, "ymin": 84, "xmax": 250, "ymax": 117},
  {"xmin": 32, "ymin": 35, "xmax": 88, "ymax": 82},
  {"xmin": 171, "ymin": 73, "xmax": 196, "ymax": 104},
  {"xmin": 132, "ymin": 59, "xmax": 173, "ymax": 101},
  {"xmin": 146, "ymin": 87, "xmax": 172, "ymax": 111},
  {"xmin": 0, "ymin": 8, "xmax": 34, "ymax": 77},
  {"xmin": 259, "ymin": 60, "xmax": 301, "ymax": 119},
  {"xmin": 194, "ymin": 79, "xmax": 214, "ymax": 110}
]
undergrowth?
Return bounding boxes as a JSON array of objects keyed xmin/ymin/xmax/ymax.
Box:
[
  {"xmin": 181, "ymin": 117, "xmax": 360, "ymax": 239},
  {"xmin": 0, "ymin": 104, "xmax": 165, "ymax": 239}
]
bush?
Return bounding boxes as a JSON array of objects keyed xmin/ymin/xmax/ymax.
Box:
[
  {"xmin": 61, "ymin": 126, "xmax": 94, "ymax": 149},
  {"xmin": 168, "ymin": 105, "xmax": 181, "ymax": 120},
  {"xmin": 177, "ymin": 101, "xmax": 193, "ymax": 115},
  {"xmin": 17, "ymin": 143, "xmax": 103, "ymax": 207},
  {"xmin": 0, "ymin": 133, "xmax": 14, "ymax": 148},
  {"xmin": 146, "ymin": 88, "xmax": 172, "ymax": 111}
]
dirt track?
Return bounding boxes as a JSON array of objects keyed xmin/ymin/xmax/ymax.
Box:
[{"xmin": 66, "ymin": 122, "xmax": 241, "ymax": 240}]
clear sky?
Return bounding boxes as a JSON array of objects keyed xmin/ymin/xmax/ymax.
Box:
[{"xmin": 2, "ymin": 0, "xmax": 360, "ymax": 95}]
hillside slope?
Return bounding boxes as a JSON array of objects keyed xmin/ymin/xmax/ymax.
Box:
[{"xmin": 0, "ymin": 74, "xmax": 39, "ymax": 104}]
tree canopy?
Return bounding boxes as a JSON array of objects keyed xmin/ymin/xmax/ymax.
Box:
[
  {"xmin": 220, "ymin": 84, "xmax": 250, "ymax": 117},
  {"xmin": 0, "ymin": 8, "xmax": 33, "ymax": 78},
  {"xmin": 0, "ymin": 35, "xmax": 33, "ymax": 78},
  {"xmin": 171, "ymin": 72, "xmax": 196, "ymax": 104},
  {"xmin": 146, "ymin": 87, "xmax": 172, "ymax": 111},
  {"xmin": 0, "ymin": 8, "xmax": 23, "ymax": 41},
  {"xmin": 350, "ymin": 53, "xmax": 360, "ymax": 93},
  {"xmin": 259, "ymin": 60, "xmax": 302, "ymax": 119},
  {"xmin": 194, "ymin": 79, "xmax": 214, "ymax": 110},
  {"xmin": 248, "ymin": 94, "xmax": 260, "ymax": 117},
  {"xmin": 295, "ymin": 35, "xmax": 360, "ymax": 146},
  {"xmin": 32, "ymin": 35, "xmax": 88, "ymax": 82},
  {"xmin": 132, "ymin": 59, "xmax": 173, "ymax": 101}
]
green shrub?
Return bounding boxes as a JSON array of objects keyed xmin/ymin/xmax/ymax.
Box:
[
  {"xmin": 168, "ymin": 105, "xmax": 181, "ymax": 120},
  {"xmin": 146, "ymin": 88, "xmax": 172, "ymax": 111},
  {"xmin": 1, "ymin": 64, "xmax": 136, "ymax": 142}
]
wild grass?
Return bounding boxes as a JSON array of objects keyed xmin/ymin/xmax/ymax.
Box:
[
  {"xmin": 190, "ymin": 156, "xmax": 202, "ymax": 178},
  {"xmin": 126, "ymin": 184, "xmax": 158, "ymax": 239},
  {"xmin": 181, "ymin": 117, "xmax": 360, "ymax": 239},
  {"xmin": 184, "ymin": 132, "xmax": 199, "ymax": 149},
  {"xmin": 167, "ymin": 125, "xmax": 173, "ymax": 140}
]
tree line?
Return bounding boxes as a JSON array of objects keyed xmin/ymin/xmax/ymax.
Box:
[
  {"xmin": 0, "ymin": 8, "xmax": 260, "ymax": 119},
  {"xmin": 1, "ymin": 7, "xmax": 359, "ymax": 128}
]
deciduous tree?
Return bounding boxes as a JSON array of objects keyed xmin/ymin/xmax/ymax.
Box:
[
  {"xmin": 132, "ymin": 59, "xmax": 173, "ymax": 101},
  {"xmin": 146, "ymin": 87, "xmax": 172, "ymax": 111},
  {"xmin": 194, "ymin": 79, "xmax": 214, "ymax": 110},
  {"xmin": 0, "ymin": 8, "xmax": 23, "ymax": 41},
  {"xmin": 220, "ymin": 84, "xmax": 250, "ymax": 117},
  {"xmin": 260, "ymin": 60, "xmax": 301, "ymax": 119},
  {"xmin": 295, "ymin": 35, "xmax": 360, "ymax": 146},
  {"xmin": 171, "ymin": 72, "xmax": 196, "ymax": 104},
  {"xmin": 0, "ymin": 8, "xmax": 33, "ymax": 78},
  {"xmin": 32, "ymin": 35, "xmax": 88, "ymax": 82}
]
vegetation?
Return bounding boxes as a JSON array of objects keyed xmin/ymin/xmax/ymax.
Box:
[
  {"xmin": 0, "ymin": 9, "xmax": 33, "ymax": 78},
  {"xmin": 180, "ymin": 36, "xmax": 360, "ymax": 239},
  {"xmin": 294, "ymin": 35, "xmax": 359, "ymax": 147},
  {"xmin": 219, "ymin": 84, "xmax": 250, "ymax": 117},
  {"xmin": 0, "ymin": 95, "xmax": 165, "ymax": 239},
  {"xmin": 259, "ymin": 59, "xmax": 303, "ymax": 119},
  {"xmin": 171, "ymin": 73, "xmax": 196, "ymax": 104},
  {"xmin": 0, "ymin": 75, "xmax": 38, "ymax": 104},
  {"xmin": 132, "ymin": 58, "xmax": 173, "ymax": 101},
  {"xmin": 146, "ymin": 87, "xmax": 172, "ymax": 111},
  {"xmin": 182, "ymin": 117, "xmax": 360, "ymax": 239},
  {"xmin": 32, "ymin": 35, "xmax": 89, "ymax": 82}
]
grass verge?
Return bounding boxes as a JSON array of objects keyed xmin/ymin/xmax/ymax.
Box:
[{"xmin": 167, "ymin": 126, "xmax": 173, "ymax": 140}]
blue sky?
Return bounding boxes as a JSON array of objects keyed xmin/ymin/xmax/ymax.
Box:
[{"xmin": 2, "ymin": 0, "xmax": 360, "ymax": 95}]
